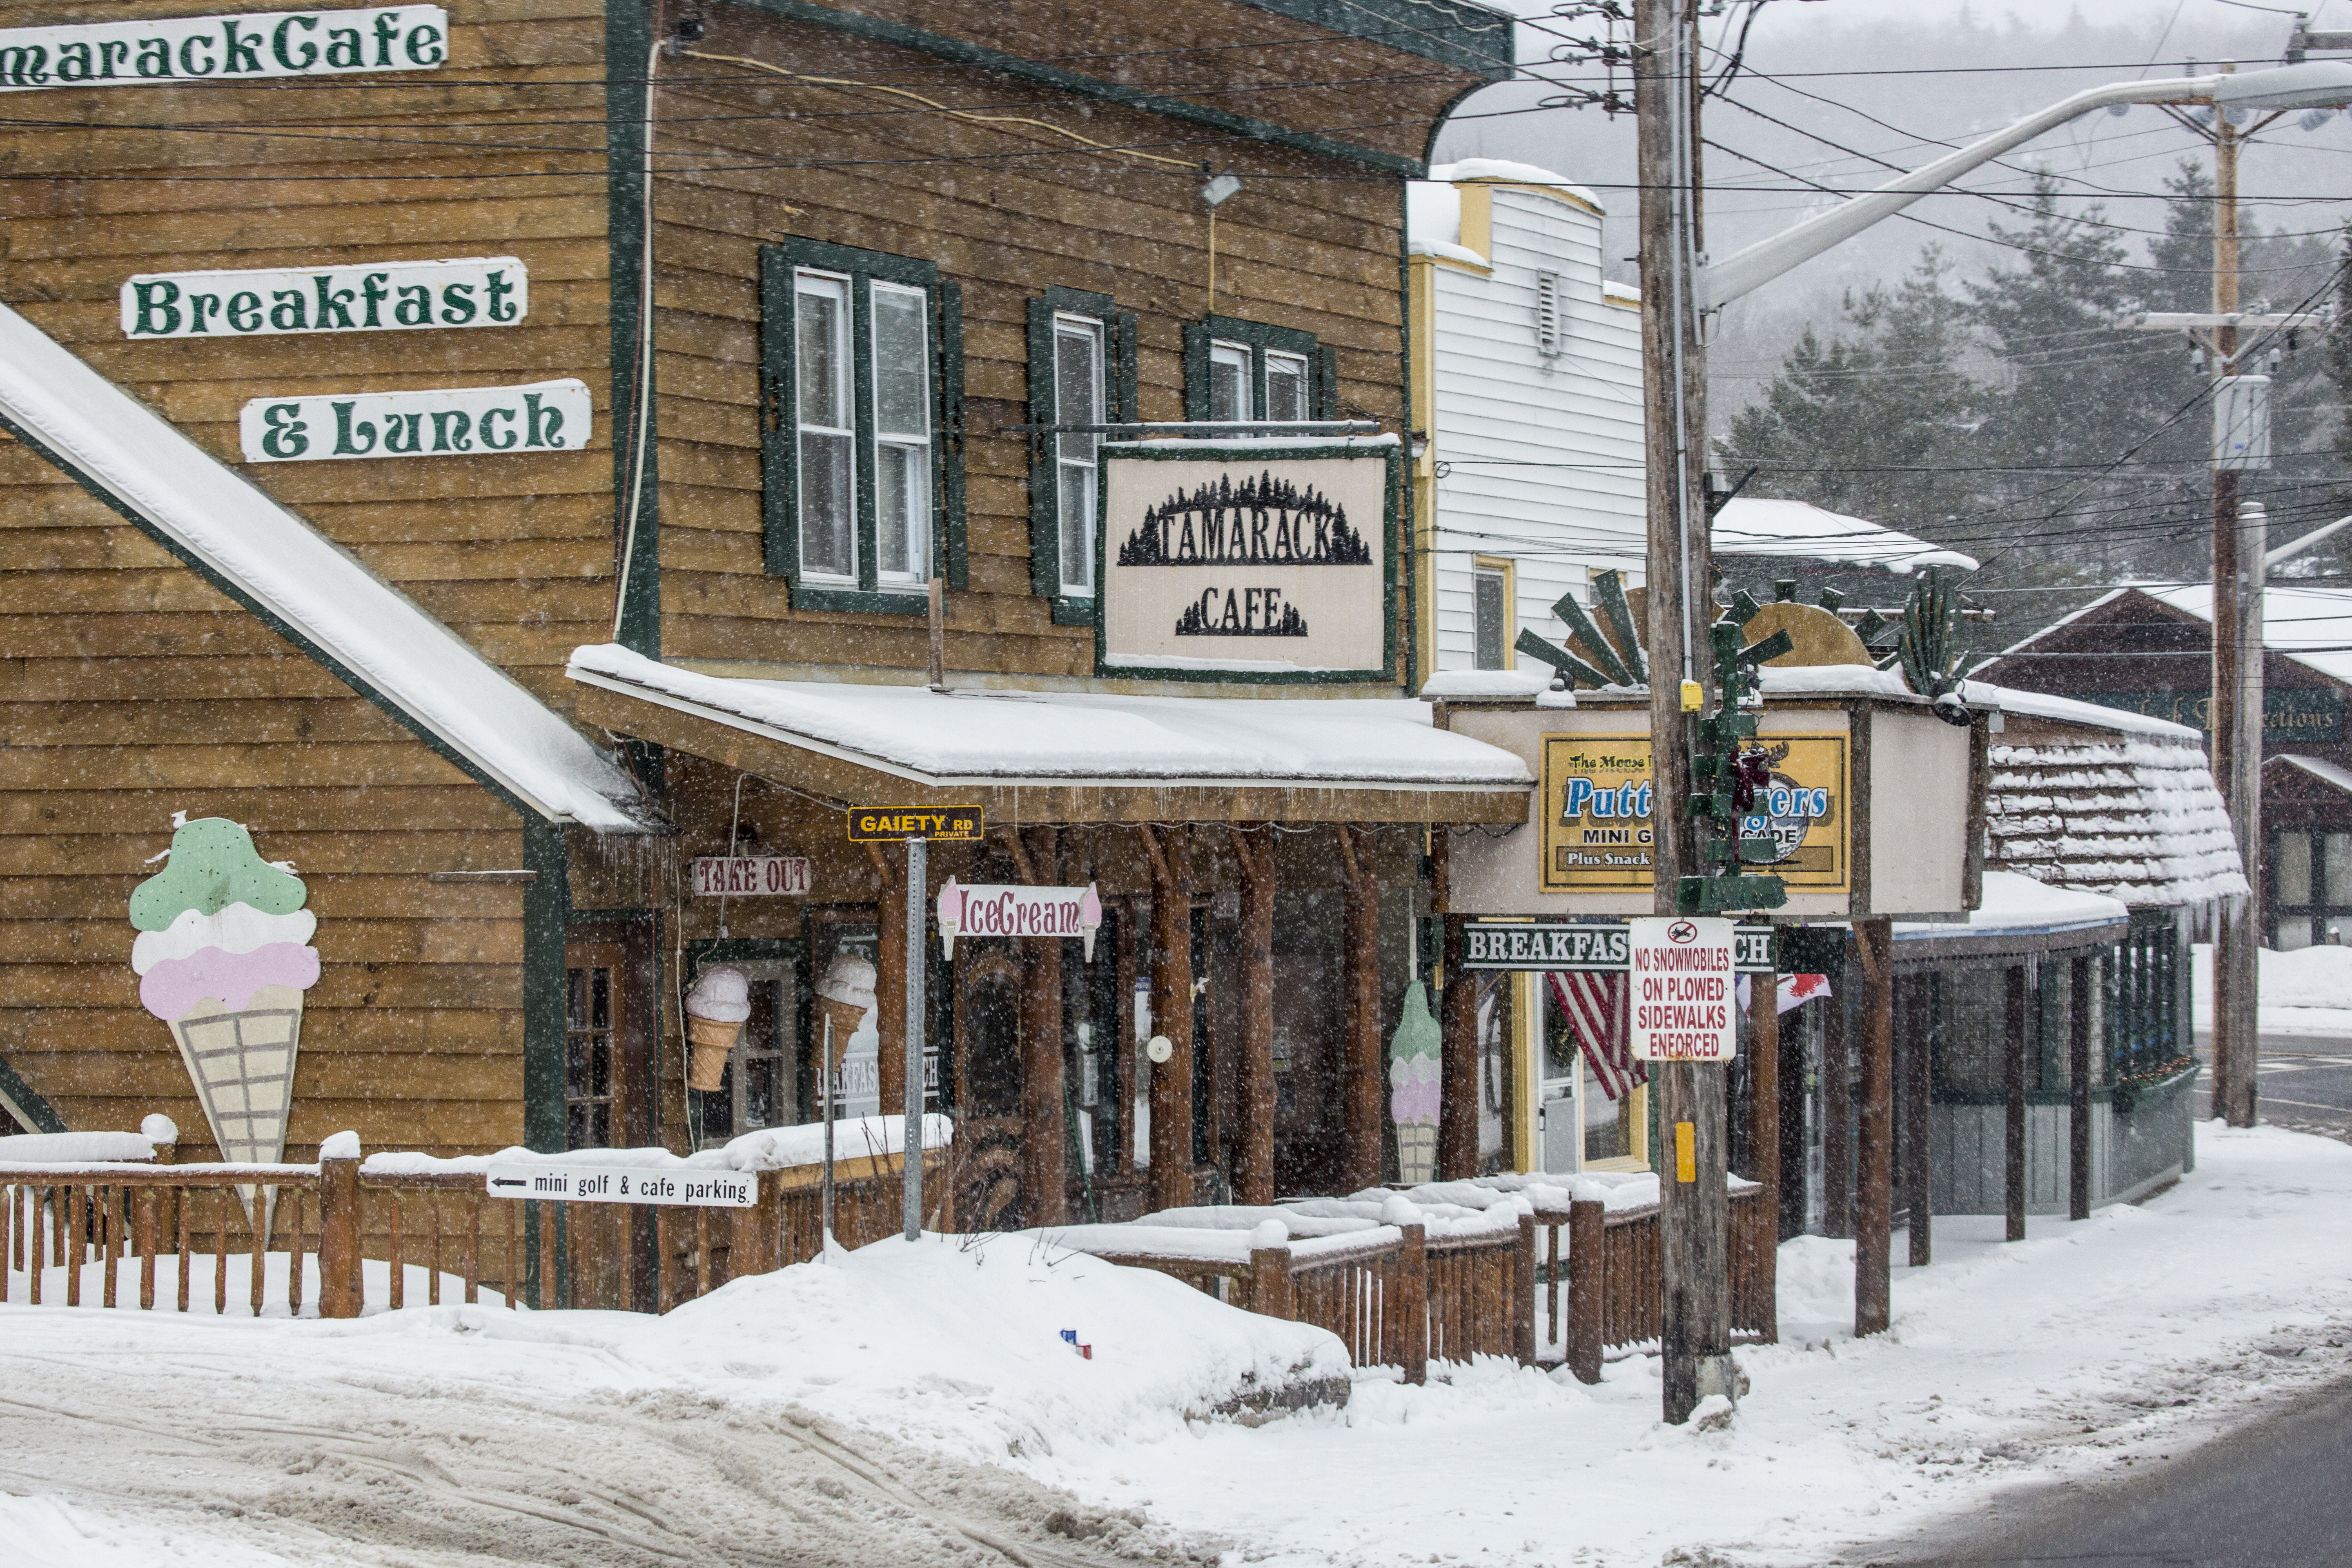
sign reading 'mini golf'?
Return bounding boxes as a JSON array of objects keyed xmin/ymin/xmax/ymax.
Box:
[
  {"xmin": 1097, "ymin": 438, "xmax": 1398, "ymax": 683},
  {"xmin": 0, "ymin": 7, "xmax": 448, "ymax": 92}
]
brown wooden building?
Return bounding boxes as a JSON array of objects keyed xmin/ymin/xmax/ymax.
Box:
[{"xmin": 0, "ymin": 0, "xmax": 1534, "ymax": 1227}]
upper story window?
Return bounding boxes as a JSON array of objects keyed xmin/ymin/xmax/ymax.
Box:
[
  {"xmin": 1185, "ymin": 316, "xmax": 1336, "ymax": 424},
  {"xmin": 1027, "ymin": 287, "xmax": 1135, "ymax": 619},
  {"xmin": 762, "ymin": 238, "xmax": 966, "ymax": 612}
]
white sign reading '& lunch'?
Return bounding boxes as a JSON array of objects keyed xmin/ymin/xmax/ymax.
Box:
[
  {"xmin": 1627, "ymin": 916, "xmax": 1738, "ymax": 1062},
  {"xmin": 483, "ymin": 1163, "xmax": 755, "ymax": 1208},
  {"xmin": 0, "ymin": 7, "xmax": 448, "ymax": 93},
  {"xmin": 124, "ymin": 258, "xmax": 526, "ymax": 340},
  {"xmin": 241, "ymin": 379, "xmax": 591, "ymax": 463}
]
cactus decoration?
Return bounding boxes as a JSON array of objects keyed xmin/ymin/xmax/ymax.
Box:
[{"xmin": 1890, "ymin": 567, "xmax": 1981, "ymax": 726}]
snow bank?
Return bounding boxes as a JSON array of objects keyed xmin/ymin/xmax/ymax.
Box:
[
  {"xmin": 2193, "ymin": 942, "xmax": 2352, "ymax": 1035},
  {"xmin": 360, "ymin": 1114, "xmax": 952, "ymax": 1176},
  {"xmin": 0, "ymin": 1130, "xmax": 161, "ymax": 1163}
]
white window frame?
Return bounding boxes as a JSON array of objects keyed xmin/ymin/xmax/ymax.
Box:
[
  {"xmin": 1208, "ymin": 339, "xmax": 1254, "ymax": 422},
  {"xmin": 1052, "ymin": 312, "xmax": 1105, "ymax": 599},
  {"xmin": 869, "ymin": 279, "xmax": 933, "ymax": 589},
  {"xmin": 793, "ymin": 269, "xmax": 858, "ymax": 586},
  {"xmin": 1263, "ymin": 348, "xmax": 1311, "ymax": 423}
]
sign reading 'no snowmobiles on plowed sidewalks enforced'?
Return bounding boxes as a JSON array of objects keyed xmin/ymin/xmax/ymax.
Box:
[{"xmin": 0, "ymin": 8, "xmax": 448, "ymax": 92}]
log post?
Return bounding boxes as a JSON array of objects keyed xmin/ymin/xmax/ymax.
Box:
[
  {"xmin": 1399, "ymin": 1220, "xmax": 1428, "ymax": 1386},
  {"xmin": 1249, "ymin": 1243, "xmax": 1294, "ymax": 1321},
  {"xmin": 1515, "ymin": 1211, "xmax": 1539, "ymax": 1365},
  {"xmin": 1855, "ymin": 916, "xmax": 1895, "ymax": 1337},
  {"xmin": 1017, "ymin": 826, "xmax": 1069, "ymax": 1225},
  {"xmin": 538, "ymin": 1200, "xmax": 559, "ymax": 1309},
  {"xmin": 1439, "ymin": 913, "xmax": 1480, "ymax": 1180},
  {"xmin": 1823, "ymin": 958, "xmax": 1853, "ymax": 1238},
  {"xmin": 1336, "ymin": 824, "xmax": 1383, "ymax": 1192},
  {"xmin": 869, "ymin": 842, "xmax": 908, "ymax": 1118},
  {"xmin": 2005, "ymin": 962, "xmax": 2029, "ymax": 1242},
  {"xmin": 136, "ymin": 1185, "xmax": 158, "ymax": 1312},
  {"xmin": 1746, "ymin": 961, "xmax": 1780, "ymax": 1343},
  {"xmin": 1904, "ymin": 976, "xmax": 1933, "ymax": 1268},
  {"xmin": 1231, "ymin": 824, "xmax": 1278, "ymax": 1206},
  {"xmin": 2070, "ymin": 952, "xmax": 2094, "ymax": 1222},
  {"xmin": 1138, "ymin": 826, "xmax": 1195, "ymax": 1214},
  {"xmin": 1566, "ymin": 1198, "xmax": 1604, "ymax": 1384},
  {"xmin": 318, "ymin": 1150, "xmax": 362, "ymax": 1320},
  {"xmin": 758, "ymin": 1169, "xmax": 784, "ymax": 1274}
]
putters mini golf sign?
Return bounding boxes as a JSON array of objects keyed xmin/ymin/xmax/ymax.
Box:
[{"xmin": 1097, "ymin": 439, "xmax": 1398, "ymax": 682}]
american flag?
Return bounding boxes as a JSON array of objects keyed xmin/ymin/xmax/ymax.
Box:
[{"xmin": 1546, "ymin": 971, "xmax": 1645, "ymax": 1103}]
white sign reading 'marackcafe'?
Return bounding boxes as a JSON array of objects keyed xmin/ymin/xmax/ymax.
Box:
[
  {"xmin": 241, "ymin": 379, "xmax": 591, "ymax": 463},
  {"xmin": 125, "ymin": 258, "xmax": 526, "ymax": 339},
  {"xmin": 0, "ymin": 7, "xmax": 448, "ymax": 91}
]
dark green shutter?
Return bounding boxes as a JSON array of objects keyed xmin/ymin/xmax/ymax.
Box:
[
  {"xmin": 937, "ymin": 279, "xmax": 967, "ymax": 590},
  {"xmin": 1114, "ymin": 312, "xmax": 1139, "ymax": 422},
  {"xmin": 1026, "ymin": 296, "xmax": 1059, "ymax": 599},
  {"xmin": 1182, "ymin": 321, "xmax": 1211, "ymax": 420},
  {"xmin": 1316, "ymin": 344, "xmax": 1341, "ymax": 420},
  {"xmin": 758, "ymin": 247, "xmax": 797, "ymax": 577}
]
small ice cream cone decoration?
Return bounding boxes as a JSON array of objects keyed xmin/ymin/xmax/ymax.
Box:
[
  {"xmin": 130, "ymin": 816, "xmax": 321, "ymax": 1229},
  {"xmin": 815, "ymin": 954, "xmax": 878, "ymax": 1107},
  {"xmin": 684, "ymin": 967, "xmax": 751, "ymax": 1091}
]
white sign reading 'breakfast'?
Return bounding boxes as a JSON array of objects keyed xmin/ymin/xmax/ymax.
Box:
[
  {"xmin": 124, "ymin": 258, "xmax": 527, "ymax": 340},
  {"xmin": 0, "ymin": 7, "xmax": 449, "ymax": 93},
  {"xmin": 239, "ymin": 379, "xmax": 591, "ymax": 463}
]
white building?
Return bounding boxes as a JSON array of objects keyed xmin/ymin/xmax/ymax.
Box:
[{"xmin": 1407, "ymin": 160, "xmax": 1645, "ymax": 681}]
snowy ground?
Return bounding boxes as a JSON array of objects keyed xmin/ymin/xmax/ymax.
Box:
[
  {"xmin": 2194, "ymin": 940, "xmax": 2352, "ymax": 1038},
  {"xmin": 7, "ymin": 1126, "xmax": 2352, "ymax": 1567}
]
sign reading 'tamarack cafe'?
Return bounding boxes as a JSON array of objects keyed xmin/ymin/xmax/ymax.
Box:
[{"xmin": 0, "ymin": 7, "xmax": 449, "ymax": 92}]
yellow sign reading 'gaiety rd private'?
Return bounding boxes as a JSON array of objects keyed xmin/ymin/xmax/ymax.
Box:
[
  {"xmin": 845, "ymin": 806, "xmax": 983, "ymax": 842},
  {"xmin": 1539, "ymin": 733, "xmax": 1849, "ymax": 894}
]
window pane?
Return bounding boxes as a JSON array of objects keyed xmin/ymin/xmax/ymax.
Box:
[
  {"xmin": 2327, "ymin": 833, "xmax": 2352, "ymax": 907},
  {"xmin": 1059, "ymin": 459, "xmax": 1097, "ymax": 596},
  {"xmin": 1209, "ymin": 341, "xmax": 1251, "ymax": 422},
  {"xmin": 872, "ymin": 284, "xmax": 929, "ymax": 439},
  {"xmin": 1055, "ymin": 319, "xmax": 1103, "ymax": 464},
  {"xmin": 799, "ymin": 431, "xmax": 855, "ymax": 578},
  {"xmin": 2277, "ymin": 832, "xmax": 2313, "ymax": 906},
  {"xmin": 1265, "ymin": 350, "xmax": 1309, "ymax": 422},
  {"xmin": 876, "ymin": 441, "xmax": 927, "ymax": 580},
  {"xmin": 795, "ymin": 278, "xmax": 849, "ymax": 430},
  {"xmin": 1474, "ymin": 570, "xmax": 1508, "ymax": 670}
]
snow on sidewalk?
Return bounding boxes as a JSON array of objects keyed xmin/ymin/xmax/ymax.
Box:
[
  {"xmin": 1021, "ymin": 1123, "xmax": 2352, "ymax": 1567},
  {"xmin": 2193, "ymin": 940, "xmax": 2352, "ymax": 1038}
]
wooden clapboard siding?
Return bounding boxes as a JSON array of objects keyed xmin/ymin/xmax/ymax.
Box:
[
  {"xmin": 649, "ymin": 0, "xmax": 1459, "ymax": 679},
  {"xmin": 0, "ymin": 0, "xmax": 618, "ymax": 708}
]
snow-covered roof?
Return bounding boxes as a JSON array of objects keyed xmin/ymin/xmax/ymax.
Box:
[
  {"xmin": 567, "ymin": 645, "xmax": 1534, "ymax": 791},
  {"xmin": 2146, "ymin": 582, "xmax": 2352, "ymax": 687},
  {"xmin": 1982, "ymin": 726, "xmax": 2245, "ymax": 908},
  {"xmin": 1713, "ymin": 497, "xmax": 1979, "ymax": 574},
  {"xmin": 1895, "ymin": 870, "xmax": 2129, "ymax": 938},
  {"xmin": 0, "ymin": 301, "xmax": 646, "ymax": 831},
  {"xmin": 2269, "ymin": 753, "xmax": 2352, "ymax": 795},
  {"xmin": 1426, "ymin": 158, "xmax": 1604, "ymax": 213}
]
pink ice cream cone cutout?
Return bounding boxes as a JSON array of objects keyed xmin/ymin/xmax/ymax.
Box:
[{"xmin": 131, "ymin": 816, "xmax": 318, "ymax": 1222}]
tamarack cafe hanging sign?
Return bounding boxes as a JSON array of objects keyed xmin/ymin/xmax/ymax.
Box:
[
  {"xmin": 1097, "ymin": 441, "xmax": 1397, "ymax": 682},
  {"xmin": 0, "ymin": 7, "xmax": 448, "ymax": 92},
  {"xmin": 240, "ymin": 379, "xmax": 590, "ymax": 463}
]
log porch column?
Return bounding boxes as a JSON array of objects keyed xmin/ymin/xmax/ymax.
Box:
[
  {"xmin": 1139, "ymin": 826, "xmax": 1194, "ymax": 1214},
  {"xmin": 1854, "ymin": 916, "xmax": 1895, "ymax": 1337},
  {"xmin": 1439, "ymin": 914, "xmax": 1479, "ymax": 1180},
  {"xmin": 1231, "ymin": 824, "xmax": 1277, "ymax": 1206},
  {"xmin": 2004, "ymin": 962, "xmax": 2029, "ymax": 1242},
  {"xmin": 1746, "ymin": 957, "xmax": 1780, "ymax": 1335},
  {"xmin": 868, "ymin": 843, "xmax": 907, "ymax": 1116},
  {"xmin": 1337, "ymin": 824, "xmax": 1383, "ymax": 1192},
  {"xmin": 1009, "ymin": 826, "xmax": 1068, "ymax": 1226}
]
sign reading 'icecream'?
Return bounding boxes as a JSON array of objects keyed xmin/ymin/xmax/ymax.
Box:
[
  {"xmin": 239, "ymin": 379, "xmax": 590, "ymax": 463},
  {"xmin": 125, "ymin": 258, "xmax": 526, "ymax": 339},
  {"xmin": 0, "ymin": 7, "xmax": 448, "ymax": 91},
  {"xmin": 1097, "ymin": 440, "xmax": 1397, "ymax": 682}
]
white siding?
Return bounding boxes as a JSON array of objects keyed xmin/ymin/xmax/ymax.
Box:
[{"xmin": 1423, "ymin": 183, "xmax": 1647, "ymax": 678}]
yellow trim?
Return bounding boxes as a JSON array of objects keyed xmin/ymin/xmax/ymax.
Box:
[
  {"xmin": 1512, "ymin": 971, "xmax": 1540, "ymax": 1172},
  {"xmin": 1473, "ymin": 555, "xmax": 1517, "ymax": 669},
  {"xmin": 1453, "ymin": 175, "xmax": 1606, "ymax": 220},
  {"xmin": 1410, "ymin": 254, "xmax": 1440, "ymax": 686},
  {"xmin": 1601, "ymin": 284, "xmax": 1641, "ymax": 312},
  {"xmin": 1457, "ymin": 183, "xmax": 1492, "ymax": 259}
]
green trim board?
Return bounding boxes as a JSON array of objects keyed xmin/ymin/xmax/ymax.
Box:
[
  {"xmin": 607, "ymin": 0, "xmax": 659, "ymax": 658},
  {"xmin": 715, "ymin": 0, "xmax": 1436, "ymax": 175},
  {"xmin": 1238, "ymin": 0, "xmax": 1513, "ymax": 77},
  {"xmin": 1093, "ymin": 437, "xmax": 1401, "ymax": 684},
  {"xmin": 0, "ymin": 1049, "xmax": 68, "ymax": 1134},
  {"xmin": 522, "ymin": 817, "xmax": 573, "ymax": 1155},
  {"xmin": 1181, "ymin": 316, "xmax": 1334, "ymax": 420},
  {"xmin": 758, "ymin": 236, "xmax": 965, "ymax": 615},
  {"xmin": 1026, "ymin": 285, "xmax": 1137, "ymax": 617}
]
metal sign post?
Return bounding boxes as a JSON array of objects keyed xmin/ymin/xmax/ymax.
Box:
[{"xmin": 904, "ymin": 833, "xmax": 926, "ymax": 1242}]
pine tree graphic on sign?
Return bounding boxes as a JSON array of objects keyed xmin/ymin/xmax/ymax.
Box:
[{"xmin": 1117, "ymin": 471, "xmax": 1373, "ymax": 566}]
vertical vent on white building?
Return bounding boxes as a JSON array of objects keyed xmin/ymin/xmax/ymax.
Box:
[{"xmin": 1535, "ymin": 271, "xmax": 1565, "ymax": 359}]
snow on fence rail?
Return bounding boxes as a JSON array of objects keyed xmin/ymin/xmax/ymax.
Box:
[
  {"xmin": 1, "ymin": 1116, "xmax": 952, "ymax": 1317},
  {"xmin": 1031, "ymin": 1172, "xmax": 1775, "ymax": 1383}
]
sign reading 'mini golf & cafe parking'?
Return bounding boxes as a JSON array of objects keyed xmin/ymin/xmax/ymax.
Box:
[{"xmin": 1096, "ymin": 437, "xmax": 1400, "ymax": 682}]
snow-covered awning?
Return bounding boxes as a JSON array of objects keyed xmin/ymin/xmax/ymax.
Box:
[
  {"xmin": 565, "ymin": 644, "xmax": 1532, "ymax": 825},
  {"xmin": 1714, "ymin": 497, "xmax": 1979, "ymax": 575},
  {"xmin": 0, "ymin": 300, "xmax": 646, "ymax": 832}
]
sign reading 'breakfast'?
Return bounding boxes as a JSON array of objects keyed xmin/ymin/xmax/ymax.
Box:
[
  {"xmin": 239, "ymin": 379, "xmax": 591, "ymax": 463},
  {"xmin": 0, "ymin": 7, "xmax": 449, "ymax": 92},
  {"xmin": 124, "ymin": 258, "xmax": 527, "ymax": 339}
]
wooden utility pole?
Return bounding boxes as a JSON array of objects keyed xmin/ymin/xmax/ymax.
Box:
[{"xmin": 1636, "ymin": 0, "xmax": 1732, "ymax": 1424}]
